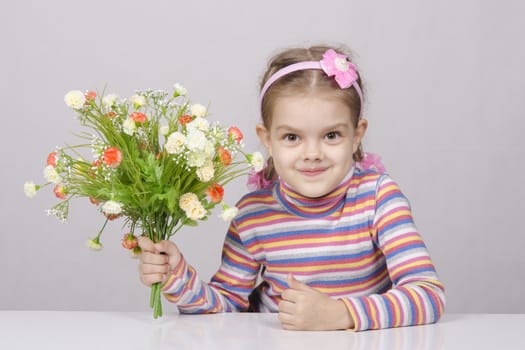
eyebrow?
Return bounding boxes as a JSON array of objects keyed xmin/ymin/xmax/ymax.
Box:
[{"xmin": 274, "ymin": 123, "xmax": 350, "ymax": 133}]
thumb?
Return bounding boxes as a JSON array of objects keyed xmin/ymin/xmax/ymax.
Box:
[
  {"xmin": 287, "ymin": 274, "xmax": 311, "ymax": 291},
  {"xmin": 137, "ymin": 236, "xmax": 155, "ymax": 251}
]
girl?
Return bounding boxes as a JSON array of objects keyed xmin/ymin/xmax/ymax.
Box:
[{"xmin": 138, "ymin": 45, "xmax": 445, "ymax": 331}]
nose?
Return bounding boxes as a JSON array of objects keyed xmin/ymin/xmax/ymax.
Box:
[{"xmin": 303, "ymin": 139, "xmax": 322, "ymax": 161}]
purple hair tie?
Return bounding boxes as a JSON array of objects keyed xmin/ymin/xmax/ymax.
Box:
[{"xmin": 259, "ymin": 49, "xmax": 364, "ymax": 118}]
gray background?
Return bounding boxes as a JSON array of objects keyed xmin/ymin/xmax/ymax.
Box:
[{"xmin": 1, "ymin": 0, "xmax": 524, "ymax": 313}]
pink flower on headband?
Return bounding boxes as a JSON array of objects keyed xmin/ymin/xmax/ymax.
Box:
[
  {"xmin": 320, "ymin": 49, "xmax": 358, "ymax": 89},
  {"xmin": 356, "ymin": 152, "xmax": 386, "ymax": 173}
]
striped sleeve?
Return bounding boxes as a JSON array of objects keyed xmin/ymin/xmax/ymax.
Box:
[
  {"xmin": 342, "ymin": 175, "xmax": 446, "ymax": 331},
  {"xmin": 161, "ymin": 220, "xmax": 260, "ymax": 313}
]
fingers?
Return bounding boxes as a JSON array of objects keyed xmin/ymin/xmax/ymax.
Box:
[
  {"xmin": 140, "ymin": 250, "xmax": 169, "ymax": 265},
  {"xmin": 137, "ymin": 239, "xmax": 181, "ymax": 287},
  {"xmin": 278, "ymin": 312, "xmax": 297, "ymax": 330},
  {"xmin": 154, "ymin": 240, "xmax": 180, "ymax": 256},
  {"xmin": 138, "ymin": 249, "xmax": 170, "ymax": 287}
]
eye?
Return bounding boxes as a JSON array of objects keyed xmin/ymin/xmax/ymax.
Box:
[
  {"xmin": 283, "ymin": 133, "xmax": 299, "ymax": 142},
  {"xmin": 325, "ymin": 131, "xmax": 341, "ymax": 140}
]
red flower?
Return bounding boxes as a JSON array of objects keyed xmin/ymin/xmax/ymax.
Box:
[
  {"xmin": 47, "ymin": 151, "xmax": 57, "ymax": 167},
  {"xmin": 178, "ymin": 114, "xmax": 193, "ymax": 125},
  {"xmin": 218, "ymin": 147, "xmax": 232, "ymax": 166},
  {"xmin": 85, "ymin": 91, "xmax": 97, "ymax": 101},
  {"xmin": 102, "ymin": 147, "xmax": 122, "ymax": 168},
  {"xmin": 228, "ymin": 126, "xmax": 243, "ymax": 144},
  {"xmin": 130, "ymin": 111, "xmax": 148, "ymax": 123},
  {"xmin": 53, "ymin": 184, "xmax": 66, "ymax": 199},
  {"xmin": 121, "ymin": 233, "xmax": 138, "ymax": 250},
  {"xmin": 206, "ymin": 183, "xmax": 224, "ymax": 203},
  {"xmin": 105, "ymin": 111, "xmax": 117, "ymax": 119}
]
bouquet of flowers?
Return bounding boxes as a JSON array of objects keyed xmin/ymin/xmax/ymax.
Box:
[{"xmin": 24, "ymin": 84, "xmax": 263, "ymax": 318}]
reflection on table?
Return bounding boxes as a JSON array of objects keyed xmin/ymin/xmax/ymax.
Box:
[{"xmin": 1, "ymin": 311, "xmax": 524, "ymax": 350}]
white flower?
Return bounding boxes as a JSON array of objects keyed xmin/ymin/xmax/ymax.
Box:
[
  {"xmin": 185, "ymin": 129, "xmax": 207, "ymax": 152},
  {"xmin": 102, "ymin": 94, "xmax": 118, "ymax": 108},
  {"xmin": 122, "ymin": 118, "xmax": 137, "ymax": 136},
  {"xmin": 179, "ymin": 192, "xmax": 199, "ymax": 211},
  {"xmin": 196, "ymin": 163, "xmax": 215, "ymax": 182},
  {"xmin": 43, "ymin": 165, "xmax": 61, "ymax": 184},
  {"xmin": 129, "ymin": 94, "xmax": 146, "ymax": 108},
  {"xmin": 129, "ymin": 247, "xmax": 141, "ymax": 258},
  {"xmin": 86, "ymin": 238, "xmax": 103, "ymax": 251},
  {"xmin": 64, "ymin": 90, "xmax": 85, "ymax": 109},
  {"xmin": 185, "ymin": 202, "xmax": 206, "ymax": 220},
  {"xmin": 190, "ymin": 104, "xmax": 207, "ymax": 118},
  {"xmin": 250, "ymin": 152, "xmax": 265, "ymax": 172},
  {"xmin": 165, "ymin": 131, "xmax": 186, "ymax": 154},
  {"xmin": 203, "ymin": 141, "xmax": 215, "ymax": 158},
  {"xmin": 220, "ymin": 206, "xmax": 239, "ymax": 222},
  {"xmin": 159, "ymin": 125, "xmax": 170, "ymax": 136},
  {"xmin": 101, "ymin": 200, "xmax": 123, "ymax": 215},
  {"xmin": 173, "ymin": 83, "xmax": 187, "ymax": 96},
  {"xmin": 188, "ymin": 117, "xmax": 209, "ymax": 132},
  {"xmin": 24, "ymin": 181, "xmax": 37, "ymax": 198},
  {"xmin": 187, "ymin": 151, "xmax": 206, "ymax": 168}
]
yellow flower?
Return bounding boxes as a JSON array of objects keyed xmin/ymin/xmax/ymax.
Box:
[
  {"xmin": 196, "ymin": 163, "xmax": 215, "ymax": 182},
  {"xmin": 185, "ymin": 202, "xmax": 206, "ymax": 220},
  {"xmin": 179, "ymin": 193, "xmax": 199, "ymax": 212}
]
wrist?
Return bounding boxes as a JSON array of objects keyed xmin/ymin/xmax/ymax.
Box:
[{"xmin": 335, "ymin": 299, "xmax": 354, "ymax": 330}]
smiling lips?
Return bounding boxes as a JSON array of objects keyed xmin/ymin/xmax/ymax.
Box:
[{"xmin": 299, "ymin": 167, "xmax": 327, "ymax": 177}]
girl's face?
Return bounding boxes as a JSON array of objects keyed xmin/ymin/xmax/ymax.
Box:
[{"xmin": 257, "ymin": 92, "xmax": 367, "ymax": 198}]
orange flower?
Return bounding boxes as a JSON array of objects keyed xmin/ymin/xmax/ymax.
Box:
[
  {"xmin": 89, "ymin": 197, "xmax": 100, "ymax": 205},
  {"xmin": 218, "ymin": 147, "xmax": 231, "ymax": 166},
  {"xmin": 178, "ymin": 114, "xmax": 193, "ymax": 125},
  {"xmin": 102, "ymin": 147, "xmax": 122, "ymax": 168},
  {"xmin": 130, "ymin": 111, "xmax": 148, "ymax": 123},
  {"xmin": 47, "ymin": 151, "xmax": 57, "ymax": 167},
  {"xmin": 228, "ymin": 126, "xmax": 243, "ymax": 144},
  {"xmin": 121, "ymin": 233, "xmax": 138, "ymax": 250},
  {"xmin": 85, "ymin": 91, "xmax": 97, "ymax": 101},
  {"xmin": 53, "ymin": 184, "xmax": 66, "ymax": 199},
  {"xmin": 206, "ymin": 183, "xmax": 224, "ymax": 203},
  {"xmin": 105, "ymin": 111, "xmax": 117, "ymax": 118},
  {"xmin": 105, "ymin": 213, "xmax": 121, "ymax": 221}
]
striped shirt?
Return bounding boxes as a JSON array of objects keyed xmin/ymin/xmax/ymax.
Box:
[{"xmin": 162, "ymin": 168, "xmax": 445, "ymax": 331}]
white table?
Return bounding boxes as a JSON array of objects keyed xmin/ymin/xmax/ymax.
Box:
[{"xmin": 0, "ymin": 311, "xmax": 524, "ymax": 349}]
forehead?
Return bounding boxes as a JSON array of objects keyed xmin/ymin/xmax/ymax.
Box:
[{"xmin": 270, "ymin": 93, "xmax": 353, "ymax": 128}]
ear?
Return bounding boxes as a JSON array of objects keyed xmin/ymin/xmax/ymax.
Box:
[
  {"xmin": 352, "ymin": 119, "xmax": 368, "ymax": 154},
  {"xmin": 256, "ymin": 123, "xmax": 272, "ymax": 156}
]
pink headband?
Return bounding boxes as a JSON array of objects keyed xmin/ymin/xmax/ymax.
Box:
[{"xmin": 259, "ymin": 49, "xmax": 364, "ymax": 118}]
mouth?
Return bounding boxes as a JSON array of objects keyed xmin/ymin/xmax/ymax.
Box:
[{"xmin": 299, "ymin": 167, "xmax": 327, "ymax": 177}]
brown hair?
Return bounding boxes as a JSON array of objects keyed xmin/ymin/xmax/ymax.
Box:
[{"xmin": 259, "ymin": 45, "xmax": 365, "ymax": 182}]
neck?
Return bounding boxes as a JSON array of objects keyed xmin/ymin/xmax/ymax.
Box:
[{"xmin": 276, "ymin": 168, "xmax": 354, "ymax": 218}]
